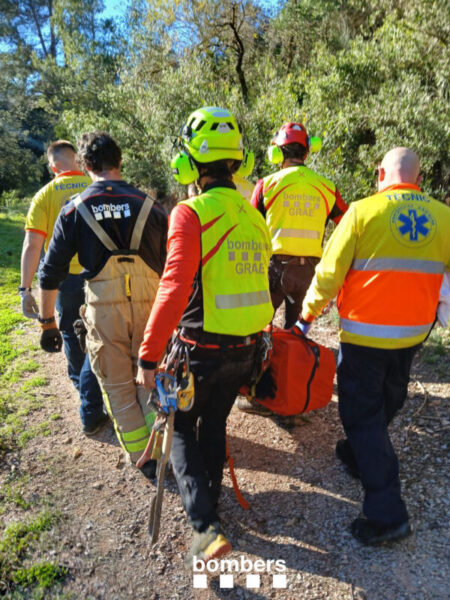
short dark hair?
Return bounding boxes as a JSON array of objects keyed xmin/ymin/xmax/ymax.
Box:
[
  {"xmin": 77, "ymin": 132, "xmax": 122, "ymax": 173},
  {"xmin": 281, "ymin": 142, "xmax": 308, "ymax": 162},
  {"xmin": 196, "ymin": 158, "xmax": 241, "ymax": 181},
  {"xmin": 47, "ymin": 140, "xmax": 76, "ymax": 162}
]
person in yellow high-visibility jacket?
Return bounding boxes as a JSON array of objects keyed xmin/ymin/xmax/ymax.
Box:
[
  {"xmin": 20, "ymin": 140, "xmax": 105, "ymax": 435},
  {"xmin": 298, "ymin": 147, "xmax": 450, "ymax": 545},
  {"xmin": 137, "ymin": 106, "xmax": 273, "ymax": 568},
  {"xmin": 251, "ymin": 122, "xmax": 348, "ymax": 329}
]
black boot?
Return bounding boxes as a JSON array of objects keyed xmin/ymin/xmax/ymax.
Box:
[
  {"xmin": 351, "ymin": 517, "xmax": 411, "ymax": 545},
  {"xmin": 139, "ymin": 459, "xmax": 157, "ymax": 482}
]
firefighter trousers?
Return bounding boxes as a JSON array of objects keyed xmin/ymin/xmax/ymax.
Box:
[{"xmin": 80, "ymin": 255, "xmax": 160, "ymax": 463}]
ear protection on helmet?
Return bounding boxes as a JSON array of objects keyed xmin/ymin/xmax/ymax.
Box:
[
  {"xmin": 309, "ymin": 136, "xmax": 322, "ymax": 153},
  {"xmin": 171, "ymin": 151, "xmax": 199, "ymax": 185},
  {"xmin": 235, "ymin": 148, "xmax": 255, "ymax": 178},
  {"xmin": 267, "ymin": 145, "xmax": 284, "ymax": 164}
]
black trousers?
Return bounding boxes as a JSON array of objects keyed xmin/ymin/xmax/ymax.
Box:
[
  {"xmin": 170, "ymin": 343, "xmax": 256, "ymax": 532},
  {"xmin": 269, "ymin": 256, "xmax": 319, "ymax": 329},
  {"xmin": 337, "ymin": 342, "xmax": 420, "ymax": 525}
]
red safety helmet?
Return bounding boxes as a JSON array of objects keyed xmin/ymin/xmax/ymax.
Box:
[{"xmin": 271, "ymin": 122, "xmax": 309, "ymax": 148}]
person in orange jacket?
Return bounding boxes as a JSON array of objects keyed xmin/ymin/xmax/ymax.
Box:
[{"xmin": 298, "ymin": 147, "xmax": 450, "ymax": 545}]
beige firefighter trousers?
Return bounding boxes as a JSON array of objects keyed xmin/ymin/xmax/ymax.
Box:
[{"xmin": 80, "ymin": 255, "xmax": 160, "ymax": 464}]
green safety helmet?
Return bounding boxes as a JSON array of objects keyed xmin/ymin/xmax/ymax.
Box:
[
  {"xmin": 171, "ymin": 106, "xmax": 244, "ymax": 184},
  {"xmin": 182, "ymin": 106, "xmax": 244, "ymax": 162}
]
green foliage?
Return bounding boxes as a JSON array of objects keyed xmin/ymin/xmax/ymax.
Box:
[
  {"xmin": 296, "ymin": 11, "xmax": 450, "ymax": 202},
  {"xmin": 0, "ymin": 0, "xmax": 121, "ymax": 195},
  {"xmin": 0, "ymin": 511, "xmax": 66, "ymax": 594},
  {"xmin": 21, "ymin": 376, "xmax": 47, "ymax": 393},
  {"xmin": 0, "ymin": 512, "xmax": 55, "ymax": 555},
  {"xmin": 3, "ymin": 359, "xmax": 40, "ymax": 384},
  {"xmin": 0, "ymin": 190, "xmax": 23, "ymax": 209},
  {"xmin": 1, "ymin": 0, "xmax": 449, "ymax": 202},
  {"xmin": 0, "ymin": 483, "xmax": 32, "ymax": 510},
  {"xmin": 0, "ymin": 213, "xmax": 27, "ymax": 374},
  {"xmin": 12, "ymin": 562, "xmax": 67, "ymax": 588},
  {"xmin": 0, "ymin": 209, "xmax": 52, "ymax": 456},
  {"xmin": 421, "ymin": 327, "xmax": 449, "ymax": 378}
]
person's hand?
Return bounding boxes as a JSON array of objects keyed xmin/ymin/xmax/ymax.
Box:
[
  {"xmin": 136, "ymin": 366, "xmax": 156, "ymax": 390},
  {"xmin": 40, "ymin": 327, "xmax": 63, "ymax": 352},
  {"xmin": 294, "ymin": 319, "xmax": 312, "ymax": 336},
  {"xmin": 321, "ymin": 299, "xmax": 334, "ymax": 315},
  {"xmin": 20, "ymin": 290, "xmax": 39, "ymax": 319}
]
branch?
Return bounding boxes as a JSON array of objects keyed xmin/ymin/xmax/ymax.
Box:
[
  {"xmin": 28, "ymin": 0, "xmax": 48, "ymax": 57},
  {"xmin": 47, "ymin": 0, "xmax": 57, "ymax": 59},
  {"xmin": 227, "ymin": 5, "xmax": 248, "ymax": 101}
]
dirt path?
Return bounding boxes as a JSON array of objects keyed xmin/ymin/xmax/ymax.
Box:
[{"xmin": 3, "ymin": 322, "xmax": 449, "ymax": 600}]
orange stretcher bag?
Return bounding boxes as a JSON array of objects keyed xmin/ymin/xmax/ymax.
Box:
[{"xmin": 244, "ymin": 326, "xmax": 336, "ymax": 415}]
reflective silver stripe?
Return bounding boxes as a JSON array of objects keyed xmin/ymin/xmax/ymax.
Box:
[
  {"xmin": 340, "ymin": 318, "xmax": 433, "ymax": 338},
  {"xmin": 215, "ymin": 290, "xmax": 271, "ymax": 309},
  {"xmin": 272, "ymin": 228, "xmax": 320, "ymax": 242},
  {"xmin": 352, "ymin": 258, "xmax": 445, "ymax": 274}
]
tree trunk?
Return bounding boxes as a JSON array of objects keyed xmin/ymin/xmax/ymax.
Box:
[{"xmin": 229, "ymin": 4, "xmax": 248, "ymax": 103}]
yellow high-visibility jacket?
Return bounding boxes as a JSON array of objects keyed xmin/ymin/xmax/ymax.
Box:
[
  {"xmin": 261, "ymin": 165, "xmax": 341, "ymax": 257},
  {"xmin": 180, "ymin": 187, "xmax": 274, "ymax": 336},
  {"xmin": 302, "ymin": 184, "xmax": 450, "ymax": 349}
]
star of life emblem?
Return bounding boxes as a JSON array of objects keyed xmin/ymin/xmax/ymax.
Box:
[{"xmin": 390, "ymin": 203, "xmax": 436, "ymax": 248}]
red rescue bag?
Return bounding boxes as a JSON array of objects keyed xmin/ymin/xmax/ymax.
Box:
[{"xmin": 245, "ymin": 326, "xmax": 336, "ymax": 415}]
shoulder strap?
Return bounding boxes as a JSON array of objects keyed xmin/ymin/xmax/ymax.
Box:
[
  {"xmin": 72, "ymin": 194, "xmax": 118, "ymax": 252},
  {"xmin": 129, "ymin": 194, "xmax": 155, "ymax": 251}
]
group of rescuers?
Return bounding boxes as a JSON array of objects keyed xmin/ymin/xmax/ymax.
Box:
[{"xmin": 19, "ymin": 106, "xmax": 450, "ymax": 567}]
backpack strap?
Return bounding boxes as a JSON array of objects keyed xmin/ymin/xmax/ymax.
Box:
[
  {"xmin": 72, "ymin": 194, "xmax": 118, "ymax": 252},
  {"xmin": 129, "ymin": 194, "xmax": 155, "ymax": 251}
]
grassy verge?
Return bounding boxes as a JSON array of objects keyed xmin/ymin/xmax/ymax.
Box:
[
  {"xmin": 0, "ymin": 511, "xmax": 67, "ymax": 597},
  {"xmin": 0, "ymin": 210, "xmax": 51, "ymax": 456},
  {"xmin": 0, "ymin": 206, "xmax": 68, "ymax": 597}
]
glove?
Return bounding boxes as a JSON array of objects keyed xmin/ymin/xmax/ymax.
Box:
[
  {"xmin": 40, "ymin": 327, "xmax": 63, "ymax": 353},
  {"xmin": 73, "ymin": 318, "xmax": 87, "ymax": 353},
  {"xmin": 294, "ymin": 319, "xmax": 312, "ymax": 336},
  {"xmin": 20, "ymin": 290, "xmax": 39, "ymax": 319}
]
